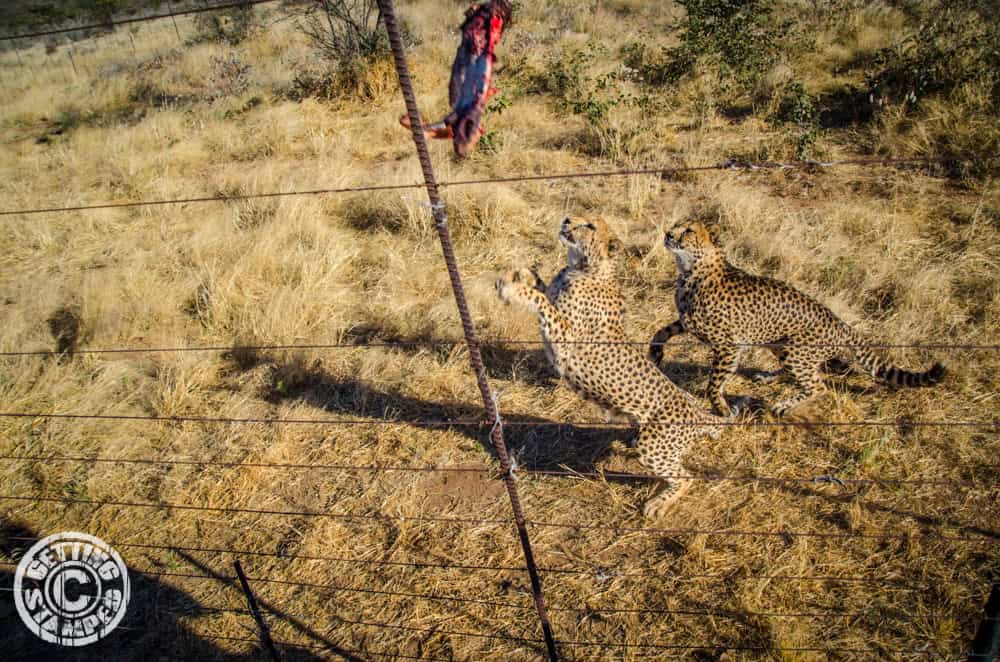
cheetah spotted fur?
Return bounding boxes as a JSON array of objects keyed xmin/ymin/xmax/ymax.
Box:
[
  {"xmin": 496, "ymin": 218, "xmax": 726, "ymax": 517},
  {"xmin": 649, "ymin": 223, "xmax": 946, "ymax": 416}
]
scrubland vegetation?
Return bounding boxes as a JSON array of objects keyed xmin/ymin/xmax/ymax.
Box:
[{"xmin": 1, "ymin": 1, "xmax": 997, "ymax": 659}]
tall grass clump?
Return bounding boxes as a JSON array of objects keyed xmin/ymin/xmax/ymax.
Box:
[{"xmin": 290, "ymin": 0, "xmax": 402, "ymax": 102}]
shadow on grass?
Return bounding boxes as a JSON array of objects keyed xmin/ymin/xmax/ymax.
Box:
[
  {"xmin": 0, "ymin": 520, "xmax": 325, "ymax": 661},
  {"xmin": 225, "ymin": 329, "xmax": 732, "ymax": 478},
  {"xmin": 245, "ymin": 350, "xmax": 636, "ymax": 474},
  {"xmin": 772, "ymin": 483, "xmax": 1000, "ymax": 541}
]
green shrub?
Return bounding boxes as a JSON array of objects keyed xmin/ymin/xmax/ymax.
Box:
[
  {"xmin": 866, "ymin": 2, "xmax": 999, "ymax": 110},
  {"xmin": 623, "ymin": 0, "xmax": 781, "ymax": 91},
  {"xmin": 768, "ymin": 80, "xmax": 821, "ymax": 160},
  {"xmin": 865, "ymin": 1, "xmax": 999, "ymax": 178},
  {"xmin": 524, "ymin": 46, "xmax": 657, "ymax": 122}
]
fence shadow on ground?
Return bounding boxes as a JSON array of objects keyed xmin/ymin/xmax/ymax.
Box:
[{"xmin": 0, "ymin": 520, "xmax": 327, "ymax": 661}]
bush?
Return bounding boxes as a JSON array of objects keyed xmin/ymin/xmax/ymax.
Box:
[
  {"xmin": 206, "ymin": 54, "xmax": 253, "ymax": 99},
  {"xmin": 300, "ymin": 0, "xmax": 388, "ymax": 63},
  {"xmin": 864, "ymin": 1, "xmax": 999, "ymax": 179},
  {"xmin": 768, "ymin": 80, "xmax": 821, "ymax": 159},
  {"xmin": 285, "ymin": 56, "xmax": 396, "ymax": 102},
  {"xmin": 524, "ymin": 46, "xmax": 657, "ymax": 122},
  {"xmin": 623, "ymin": 0, "xmax": 781, "ymax": 91},
  {"xmin": 866, "ymin": 2, "xmax": 999, "ymax": 110},
  {"xmin": 191, "ymin": 1, "xmax": 259, "ymax": 46},
  {"xmin": 292, "ymin": 0, "xmax": 411, "ymax": 102}
]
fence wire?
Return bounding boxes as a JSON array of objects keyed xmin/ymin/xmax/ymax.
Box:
[
  {"xmin": 0, "ymin": 453, "xmax": 990, "ymax": 488},
  {"xmin": 0, "ymin": 0, "xmax": 995, "ymax": 659},
  {"xmin": 0, "ymin": 157, "xmax": 958, "ymax": 218},
  {"xmin": 0, "ymin": 536, "xmax": 928, "ymax": 587},
  {"xmin": 0, "ymin": 493, "xmax": 990, "ymax": 543},
  {"xmin": 0, "ymin": 410, "xmax": 994, "ymax": 428},
  {"xmin": 2, "ymin": 338, "xmax": 997, "ymax": 357},
  {"xmin": 0, "ymin": 0, "xmax": 285, "ymax": 42}
]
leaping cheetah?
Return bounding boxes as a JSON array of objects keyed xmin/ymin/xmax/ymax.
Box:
[{"xmin": 497, "ymin": 218, "xmax": 727, "ymax": 517}]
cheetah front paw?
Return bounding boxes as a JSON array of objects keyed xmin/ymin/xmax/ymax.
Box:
[
  {"xmin": 770, "ymin": 398, "xmax": 808, "ymax": 418},
  {"xmin": 495, "ymin": 268, "xmax": 535, "ymax": 304},
  {"xmin": 642, "ymin": 480, "xmax": 692, "ymax": 519},
  {"xmin": 729, "ymin": 396, "xmax": 763, "ymax": 420}
]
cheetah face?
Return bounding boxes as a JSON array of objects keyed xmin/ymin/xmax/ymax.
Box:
[
  {"xmin": 559, "ymin": 217, "xmax": 616, "ymax": 270},
  {"xmin": 664, "ymin": 223, "xmax": 715, "ymax": 272}
]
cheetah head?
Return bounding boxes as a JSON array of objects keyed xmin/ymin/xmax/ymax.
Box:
[
  {"xmin": 663, "ymin": 223, "xmax": 718, "ymax": 272},
  {"xmin": 559, "ymin": 217, "xmax": 618, "ymax": 271}
]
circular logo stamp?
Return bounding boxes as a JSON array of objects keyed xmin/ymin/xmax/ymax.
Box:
[{"xmin": 13, "ymin": 531, "xmax": 130, "ymax": 647}]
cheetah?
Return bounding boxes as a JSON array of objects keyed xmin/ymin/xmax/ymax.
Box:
[
  {"xmin": 648, "ymin": 223, "xmax": 945, "ymax": 417},
  {"xmin": 496, "ymin": 217, "xmax": 727, "ymax": 517}
]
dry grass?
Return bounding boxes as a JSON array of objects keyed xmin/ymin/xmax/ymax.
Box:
[{"xmin": 0, "ymin": 2, "xmax": 998, "ymax": 660}]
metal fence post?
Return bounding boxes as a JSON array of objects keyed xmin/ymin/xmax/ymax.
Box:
[{"xmin": 376, "ymin": 1, "xmax": 559, "ymax": 659}]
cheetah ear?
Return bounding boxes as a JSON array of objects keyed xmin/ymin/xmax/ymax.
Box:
[
  {"xmin": 692, "ymin": 223, "xmax": 714, "ymax": 245},
  {"xmin": 594, "ymin": 218, "xmax": 622, "ymax": 253}
]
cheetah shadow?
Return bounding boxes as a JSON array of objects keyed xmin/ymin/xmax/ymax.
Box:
[
  {"xmin": 769, "ymin": 483, "xmax": 1000, "ymax": 541},
  {"xmin": 226, "ymin": 345, "xmax": 720, "ymax": 476}
]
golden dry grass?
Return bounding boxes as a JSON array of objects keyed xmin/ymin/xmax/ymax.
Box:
[{"xmin": 0, "ymin": 2, "xmax": 998, "ymax": 660}]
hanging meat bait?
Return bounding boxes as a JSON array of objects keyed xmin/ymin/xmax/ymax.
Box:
[{"xmin": 399, "ymin": 0, "xmax": 512, "ymax": 157}]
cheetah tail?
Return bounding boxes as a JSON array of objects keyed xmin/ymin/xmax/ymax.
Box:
[
  {"xmin": 848, "ymin": 330, "xmax": 946, "ymax": 388},
  {"xmin": 649, "ymin": 320, "xmax": 686, "ymax": 364}
]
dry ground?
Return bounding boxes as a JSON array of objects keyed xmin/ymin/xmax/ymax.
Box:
[{"xmin": 0, "ymin": 1, "xmax": 998, "ymax": 660}]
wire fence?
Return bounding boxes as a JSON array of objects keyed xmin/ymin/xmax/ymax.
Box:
[
  {"xmin": 0, "ymin": 156, "xmax": 959, "ymax": 218},
  {"xmin": 0, "ymin": 0, "xmax": 285, "ymax": 42},
  {"xmin": 1, "ymin": 410, "xmax": 996, "ymax": 430},
  {"xmin": 2, "ymin": 492, "xmax": 992, "ymax": 543},
  {"xmin": 1, "ymin": 452, "xmax": 994, "ymax": 488},
  {"xmin": 1, "ymin": 0, "xmax": 998, "ymax": 660},
  {"xmin": 2, "ymin": 337, "xmax": 999, "ymax": 357}
]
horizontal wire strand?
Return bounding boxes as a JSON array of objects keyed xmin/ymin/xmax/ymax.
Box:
[
  {"xmin": 195, "ymin": 633, "xmax": 459, "ymax": 661},
  {"xmin": 526, "ymin": 519, "xmax": 988, "ymax": 542},
  {"xmin": 0, "ymin": 537, "xmax": 924, "ymax": 586},
  {"xmin": 0, "ymin": 493, "xmax": 509, "ymax": 525},
  {"xmin": 0, "ymin": 0, "xmax": 285, "ymax": 41},
  {"xmin": 182, "ymin": 595, "xmax": 948, "ymax": 655},
  {"xmin": 0, "ymin": 494, "xmax": 990, "ymax": 541},
  {"xmin": 0, "ymin": 453, "xmax": 992, "ymax": 490},
  {"xmin": 0, "ymin": 562, "xmax": 961, "ymax": 652},
  {"xmin": 0, "ymin": 157, "xmax": 955, "ymax": 217},
  {"xmin": 0, "ymin": 411, "xmax": 994, "ymax": 428},
  {"xmin": 106, "ymin": 565, "xmax": 891, "ymax": 620},
  {"xmin": 38, "ymin": 561, "xmax": 909, "ymax": 620},
  {"xmin": 2, "ymin": 338, "xmax": 995, "ymax": 357}
]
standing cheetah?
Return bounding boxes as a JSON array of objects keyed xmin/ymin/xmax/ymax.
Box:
[
  {"xmin": 649, "ymin": 223, "xmax": 945, "ymax": 416},
  {"xmin": 496, "ymin": 218, "xmax": 726, "ymax": 517}
]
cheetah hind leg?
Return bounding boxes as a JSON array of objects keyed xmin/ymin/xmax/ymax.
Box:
[
  {"xmin": 772, "ymin": 351, "xmax": 826, "ymax": 417},
  {"xmin": 636, "ymin": 421, "xmax": 694, "ymax": 519},
  {"xmin": 707, "ymin": 344, "xmax": 744, "ymax": 416},
  {"xmin": 752, "ymin": 344, "xmax": 789, "ymax": 384},
  {"xmin": 751, "ymin": 369, "xmax": 785, "ymax": 385}
]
